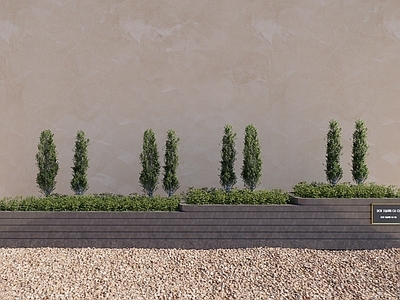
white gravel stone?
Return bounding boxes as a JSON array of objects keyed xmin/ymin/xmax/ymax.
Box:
[{"xmin": 0, "ymin": 247, "xmax": 397, "ymax": 299}]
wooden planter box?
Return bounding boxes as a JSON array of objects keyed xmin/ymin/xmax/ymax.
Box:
[{"xmin": 0, "ymin": 198, "xmax": 398, "ymax": 249}]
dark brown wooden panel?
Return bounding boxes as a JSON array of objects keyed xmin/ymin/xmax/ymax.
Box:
[
  {"xmin": 0, "ymin": 217, "xmax": 373, "ymax": 226},
  {"xmin": 0, "ymin": 224, "xmax": 397, "ymax": 233},
  {"xmin": 0, "ymin": 201, "xmax": 398, "ymax": 250},
  {"xmin": 292, "ymin": 197, "xmax": 400, "ymax": 206},
  {"xmin": 0, "ymin": 231, "xmax": 398, "ymax": 240},
  {"xmin": 0, "ymin": 238, "xmax": 398, "ymax": 250}
]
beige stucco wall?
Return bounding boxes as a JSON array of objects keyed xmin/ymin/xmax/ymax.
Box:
[{"xmin": 1, "ymin": 1, "xmax": 400, "ymax": 197}]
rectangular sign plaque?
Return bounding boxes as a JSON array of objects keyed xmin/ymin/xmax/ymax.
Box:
[{"xmin": 371, "ymin": 204, "xmax": 400, "ymax": 225}]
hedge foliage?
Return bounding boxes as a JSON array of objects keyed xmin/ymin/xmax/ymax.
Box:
[
  {"xmin": 4, "ymin": 181, "xmax": 400, "ymax": 211},
  {"xmin": 182, "ymin": 188, "xmax": 289, "ymax": 205},
  {"xmin": 0, "ymin": 194, "xmax": 180, "ymax": 211},
  {"xmin": 292, "ymin": 182, "xmax": 400, "ymax": 198}
]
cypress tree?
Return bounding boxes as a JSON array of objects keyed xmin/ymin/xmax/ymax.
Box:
[
  {"xmin": 162, "ymin": 130, "xmax": 180, "ymax": 197},
  {"xmin": 241, "ymin": 124, "xmax": 262, "ymax": 191},
  {"xmin": 325, "ymin": 119, "xmax": 343, "ymax": 185},
  {"xmin": 352, "ymin": 119, "xmax": 369, "ymax": 184},
  {"xmin": 139, "ymin": 129, "xmax": 160, "ymax": 197},
  {"xmin": 219, "ymin": 125, "xmax": 237, "ymax": 192},
  {"xmin": 71, "ymin": 130, "xmax": 90, "ymax": 195},
  {"xmin": 36, "ymin": 129, "xmax": 59, "ymax": 196}
]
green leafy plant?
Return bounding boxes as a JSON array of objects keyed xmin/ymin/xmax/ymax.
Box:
[
  {"xmin": 139, "ymin": 129, "xmax": 160, "ymax": 197},
  {"xmin": 219, "ymin": 125, "xmax": 237, "ymax": 192},
  {"xmin": 0, "ymin": 194, "xmax": 180, "ymax": 211},
  {"xmin": 325, "ymin": 119, "xmax": 343, "ymax": 185},
  {"xmin": 292, "ymin": 182, "xmax": 400, "ymax": 198},
  {"xmin": 182, "ymin": 188, "xmax": 288, "ymax": 205},
  {"xmin": 36, "ymin": 129, "xmax": 59, "ymax": 196},
  {"xmin": 241, "ymin": 124, "xmax": 262, "ymax": 191},
  {"xmin": 352, "ymin": 120, "xmax": 369, "ymax": 184},
  {"xmin": 162, "ymin": 130, "xmax": 180, "ymax": 197},
  {"xmin": 71, "ymin": 130, "xmax": 90, "ymax": 195}
]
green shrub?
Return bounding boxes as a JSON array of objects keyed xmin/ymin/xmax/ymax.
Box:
[
  {"xmin": 0, "ymin": 194, "xmax": 180, "ymax": 211},
  {"xmin": 182, "ymin": 188, "xmax": 289, "ymax": 205},
  {"xmin": 241, "ymin": 124, "xmax": 262, "ymax": 191},
  {"xmin": 139, "ymin": 129, "xmax": 160, "ymax": 197},
  {"xmin": 325, "ymin": 119, "xmax": 343, "ymax": 185},
  {"xmin": 71, "ymin": 130, "xmax": 90, "ymax": 195},
  {"xmin": 292, "ymin": 182, "xmax": 400, "ymax": 198},
  {"xmin": 219, "ymin": 125, "xmax": 237, "ymax": 192},
  {"xmin": 352, "ymin": 120, "xmax": 369, "ymax": 184},
  {"xmin": 162, "ymin": 130, "xmax": 180, "ymax": 197},
  {"xmin": 36, "ymin": 130, "xmax": 59, "ymax": 196}
]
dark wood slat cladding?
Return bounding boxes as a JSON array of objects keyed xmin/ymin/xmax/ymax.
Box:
[
  {"xmin": 292, "ymin": 197, "xmax": 400, "ymax": 206},
  {"xmin": 179, "ymin": 204, "xmax": 372, "ymax": 212},
  {"xmin": 0, "ymin": 231, "xmax": 398, "ymax": 239},
  {"xmin": 0, "ymin": 197, "xmax": 398, "ymax": 249},
  {"xmin": 0, "ymin": 217, "xmax": 373, "ymax": 226},
  {"xmin": 0, "ymin": 224, "xmax": 398, "ymax": 233},
  {"xmin": 0, "ymin": 212, "xmax": 372, "ymax": 219},
  {"xmin": 0, "ymin": 239, "xmax": 398, "ymax": 250}
]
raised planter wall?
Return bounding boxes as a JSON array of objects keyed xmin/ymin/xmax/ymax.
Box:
[{"xmin": 0, "ymin": 198, "xmax": 398, "ymax": 249}]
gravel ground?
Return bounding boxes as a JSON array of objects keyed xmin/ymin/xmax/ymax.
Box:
[{"xmin": 0, "ymin": 247, "xmax": 398, "ymax": 299}]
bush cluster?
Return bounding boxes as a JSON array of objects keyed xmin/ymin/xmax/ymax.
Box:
[
  {"xmin": 219, "ymin": 124, "xmax": 263, "ymax": 192},
  {"xmin": 36, "ymin": 130, "xmax": 90, "ymax": 196},
  {"xmin": 292, "ymin": 182, "xmax": 400, "ymax": 198},
  {"xmin": 22, "ymin": 120, "xmax": 400, "ymax": 212},
  {"xmin": 325, "ymin": 119, "xmax": 369, "ymax": 185},
  {"xmin": 0, "ymin": 194, "xmax": 180, "ymax": 211},
  {"xmin": 182, "ymin": 188, "xmax": 289, "ymax": 205},
  {"xmin": 38, "ymin": 129, "xmax": 181, "ymax": 198}
]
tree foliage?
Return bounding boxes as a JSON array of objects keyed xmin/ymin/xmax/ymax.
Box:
[
  {"xmin": 139, "ymin": 129, "xmax": 160, "ymax": 197},
  {"xmin": 325, "ymin": 119, "xmax": 343, "ymax": 185},
  {"xmin": 36, "ymin": 130, "xmax": 59, "ymax": 196},
  {"xmin": 219, "ymin": 125, "xmax": 237, "ymax": 192},
  {"xmin": 71, "ymin": 130, "xmax": 90, "ymax": 195},
  {"xmin": 352, "ymin": 119, "xmax": 369, "ymax": 184},
  {"xmin": 162, "ymin": 130, "xmax": 180, "ymax": 197},
  {"xmin": 241, "ymin": 124, "xmax": 262, "ymax": 191}
]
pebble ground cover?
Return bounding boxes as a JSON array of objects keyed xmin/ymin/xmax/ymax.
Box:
[{"xmin": 0, "ymin": 247, "xmax": 398, "ymax": 299}]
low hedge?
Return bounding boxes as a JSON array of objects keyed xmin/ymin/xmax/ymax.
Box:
[
  {"xmin": 182, "ymin": 188, "xmax": 289, "ymax": 205},
  {"xmin": 292, "ymin": 182, "xmax": 400, "ymax": 198},
  {"xmin": 0, "ymin": 194, "xmax": 180, "ymax": 211},
  {"xmin": 0, "ymin": 188, "xmax": 290, "ymax": 211}
]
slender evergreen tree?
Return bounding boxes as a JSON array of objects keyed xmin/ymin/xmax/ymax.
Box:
[
  {"xmin": 71, "ymin": 130, "xmax": 90, "ymax": 195},
  {"xmin": 162, "ymin": 130, "xmax": 180, "ymax": 197},
  {"xmin": 352, "ymin": 119, "xmax": 369, "ymax": 184},
  {"xmin": 139, "ymin": 129, "xmax": 160, "ymax": 197},
  {"xmin": 241, "ymin": 124, "xmax": 262, "ymax": 191},
  {"xmin": 219, "ymin": 125, "xmax": 237, "ymax": 192},
  {"xmin": 325, "ymin": 119, "xmax": 343, "ymax": 185},
  {"xmin": 36, "ymin": 129, "xmax": 59, "ymax": 196}
]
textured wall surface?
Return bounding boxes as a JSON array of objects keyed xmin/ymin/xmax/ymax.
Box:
[{"xmin": 1, "ymin": 1, "xmax": 400, "ymax": 197}]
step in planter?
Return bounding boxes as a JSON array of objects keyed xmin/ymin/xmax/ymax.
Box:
[{"xmin": 0, "ymin": 199, "xmax": 398, "ymax": 249}]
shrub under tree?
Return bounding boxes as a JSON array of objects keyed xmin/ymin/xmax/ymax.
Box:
[
  {"xmin": 352, "ymin": 119, "xmax": 369, "ymax": 184},
  {"xmin": 162, "ymin": 130, "xmax": 180, "ymax": 197},
  {"xmin": 36, "ymin": 129, "xmax": 59, "ymax": 196},
  {"xmin": 325, "ymin": 119, "xmax": 343, "ymax": 185},
  {"xmin": 241, "ymin": 124, "xmax": 262, "ymax": 191},
  {"xmin": 71, "ymin": 130, "xmax": 90, "ymax": 195},
  {"xmin": 139, "ymin": 129, "xmax": 160, "ymax": 197},
  {"xmin": 219, "ymin": 124, "xmax": 237, "ymax": 192}
]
